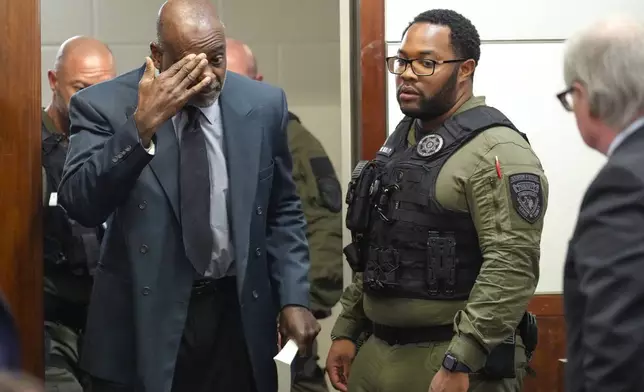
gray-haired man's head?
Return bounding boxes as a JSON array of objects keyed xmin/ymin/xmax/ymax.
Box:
[{"xmin": 562, "ymin": 15, "xmax": 644, "ymax": 153}]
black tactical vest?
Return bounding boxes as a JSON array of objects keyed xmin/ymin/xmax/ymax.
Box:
[
  {"xmin": 42, "ymin": 117, "xmax": 101, "ymax": 331},
  {"xmin": 349, "ymin": 106, "xmax": 528, "ymax": 301}
]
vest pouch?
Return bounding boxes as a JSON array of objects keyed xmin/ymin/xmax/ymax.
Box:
[
  {"xmin": 364, "ymin": 246, "xmax": 400, "ymax": 292},
  {"xmin": 343, "ymin": 241, "xmax": 365, "ymax": 272},
  {"xmin": 426, "ymin": 231, "xmax": 457, "ymax": 296},
  {"xmin": 346, "ymin": 162, "xmax": 378, "ymax": 233}
]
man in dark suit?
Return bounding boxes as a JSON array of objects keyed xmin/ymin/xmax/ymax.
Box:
[
  {"xmin": 58, "ymin": 1, "xmax": 320, "ymax": 391},
  {"xmin": 559, "ymin": 15, "xmax": 644, "ymax": 392}
]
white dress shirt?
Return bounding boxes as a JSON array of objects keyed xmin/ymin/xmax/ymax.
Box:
[{"xmin": 145, "ymin": 101, "xmax": 235, "ymax": 278}]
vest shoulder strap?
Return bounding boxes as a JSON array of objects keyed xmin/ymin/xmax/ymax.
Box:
[
  {"xmin": 374, "ymin": 117, "xmax": 413, "ymax": 159},
  {"xmin": 446, "ymin": 106, "xmax": 530, "ymax": 144}
]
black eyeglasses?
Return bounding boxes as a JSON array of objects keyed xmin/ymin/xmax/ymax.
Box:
[
  {"xmin": 556, "ymin": 87, "xmax": 574, "ymax": 112},
  {"xmin": 385, "ymin": 56, "xmax": 467, "ymax": 76}
]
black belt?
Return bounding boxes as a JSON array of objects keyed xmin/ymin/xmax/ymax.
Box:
[
  {"xmin": 192, "ymin": 276, "xmax": 236, "ymax": 295},
  {"xmin": 372, "ymin": 322, "xmax": 454, "ymax": 345}
]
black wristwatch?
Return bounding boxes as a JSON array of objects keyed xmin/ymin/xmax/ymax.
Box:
[{"xmin": 442, "ymin": 354, "xmax": 471, "ymax": 373}]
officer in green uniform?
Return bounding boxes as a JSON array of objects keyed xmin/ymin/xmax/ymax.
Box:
[
  {"xmin": 41, "ymin": 36, "xmax": 115, "ymax": 392},
  {"xmin": 326, "ymin": 9, "xmax": 546, "ymax": 392},
  {"xmin": 226, "ymin": 38, "xmax": 344, "ymax": 392}
]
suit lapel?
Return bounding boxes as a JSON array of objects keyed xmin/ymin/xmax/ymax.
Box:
[
  {"xmin": 221, "ymin": 81, "xmax": 262, "ymax": 286},
  {"xmin": 125, "ymin": 106, "xmax": 180, "ymax": 222}
]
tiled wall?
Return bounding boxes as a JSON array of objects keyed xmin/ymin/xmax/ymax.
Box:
[{"xmin": 40, "ymin": 0, "xmax": 342, "ymax": 173}]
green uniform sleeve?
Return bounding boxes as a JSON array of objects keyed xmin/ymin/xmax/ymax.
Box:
[
  {"xmin": 446, "ymin": 140, "xmax": 548, "ymax": 371},
  {"xmin": 331, "ymin": 272, "xmax": 367, "ymax": 341},
  {"xmin": 287, "ymin": 120, "xmax": 344, "ymax": 316}
]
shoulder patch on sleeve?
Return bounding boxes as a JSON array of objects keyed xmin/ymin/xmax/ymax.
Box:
[
  {"xmin": 508, "ymin": 173, "xmax": 543, "ymax": 223},
  {"xmin": 310, "ymin": 157, "xmax": 342, "ymax": 213}
]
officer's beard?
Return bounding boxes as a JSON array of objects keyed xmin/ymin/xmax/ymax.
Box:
[{"xmin": 401, "ymin": 67, "xmax": 459, "ymax": 122}]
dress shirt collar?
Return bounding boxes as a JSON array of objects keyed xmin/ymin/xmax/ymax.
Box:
[
  {"xmin": 189, "ymin": 98, "xmax": 220, "ymax": 125},
  {"xmin": 607, "ymin": 116, "xmax": 644, "ymax": 156}
]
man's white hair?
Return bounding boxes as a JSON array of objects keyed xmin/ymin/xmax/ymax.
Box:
[{"xmin": 563, "ymin": 15, "xmax": 644, "ymax": 130}]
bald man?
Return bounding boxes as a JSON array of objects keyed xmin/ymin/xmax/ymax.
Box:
[
  {"xmin": 227, "ymin": 38, "xmax": 343, "ymax": 392},
  {"xmin": 58, "ymin": 2, "xmax": 319, "ymax": 392},
  {"xmin": 41, "ymin": 36, "xmax": 115, "ymax": 392}
]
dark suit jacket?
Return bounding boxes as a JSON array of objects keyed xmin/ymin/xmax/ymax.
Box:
[
  {"xmin": 58, "ymin": 67, "xmax": 311, "ymax": 392},
  {"xmin": 564, "ymin": 123, "xmax": 644, "ymax": 392}
]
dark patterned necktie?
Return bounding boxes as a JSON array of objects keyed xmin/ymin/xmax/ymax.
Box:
[{"xmin": 179, "ymin": 106, "xmax": 212, "ymax": 275}]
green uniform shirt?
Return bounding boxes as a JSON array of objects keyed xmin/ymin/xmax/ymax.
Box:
[
  {"xmin": 332, "ymin": 97, "xmax": 548, "ymax": 371},
  {"xmin": 287, "ymin": 115, "xmax": 344, "ymax": 317}
]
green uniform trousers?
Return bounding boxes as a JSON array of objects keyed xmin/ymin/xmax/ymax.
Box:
[
  {"xmin": 45, "ymin": 322, "xmax": 83, "ymax": 392},
  {"xmin": 348, "ymin": 335, "xmax": 527, "ymax": 392},
  {"xmin": 292, "ymin": 339, "xmax": 330, "ymax": 392}
]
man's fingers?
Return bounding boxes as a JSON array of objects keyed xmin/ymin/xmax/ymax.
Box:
[
  {"xmin": 177, "ymin": 58, "xmax": 209, "ymax": 90},
  {"xmin": 342, "ymin": 360, "xmax": 352, "ymax": 387},
  {"xmin": 328, "ymin": 366, "xmax": 348, "ymax": 392},
  {"xmin": 296, "ymin": 340, "xmax": 309, "ymax": 357},
  {"xmin": 165, "ymin": 53, "xmax": 197, "ymax": 77},
  {"xmin": 183, "ymin": 76, "xmax": 212, "ymax": 99},
  {"xmin": 170, "ymin": 53, "xmax": 206, "ymax": 83},
  {"xmin": 142, "ymin": 57, "xmax": 156, "ymax": 81},
  {"xmin": 278, "ymin": 324, "xmax": 288, "ymax": 340}
]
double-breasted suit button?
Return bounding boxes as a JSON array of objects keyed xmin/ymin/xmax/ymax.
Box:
[
  {"xmin": 255, "ymin": 248, "xmax": 261, "ymax": 257},
  {"xmin": 141, "ymin": 287, "xmax": 151, "ymax": 296},
  {"xmin": 140, "ymin": 244, "xmax": 149, "ymax": 254},
  {"xmin": 138, "ymin": 201, "xmax": 147, "ymax": 210},
  {"xmin": 256, "ymin": 206, "xmax": 263, "ymax": 215},
  {"xmin": 252, "ymin": 290, "xmax": 259, "ymax": 299}
]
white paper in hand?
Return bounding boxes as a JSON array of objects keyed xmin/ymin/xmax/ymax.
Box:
[
  {"xmin": 274, "ymin": 339, "xmax": 298, "ymax": 392},
  {"xmin": 48, "ymin": 192, "xmax": 58, "ymax": 206}
]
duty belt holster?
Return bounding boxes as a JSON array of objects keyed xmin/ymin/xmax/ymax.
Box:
[
  {"xmin": 518, "ymin": 311, "xmax": 539, "ymax": 377},
  {"xmin": 482, "ymin": 334, "xmax": 516, "ymax": 379},
  {"xmin": 481, "ymin": 312, "xmax": 539, "ymax": 379}
]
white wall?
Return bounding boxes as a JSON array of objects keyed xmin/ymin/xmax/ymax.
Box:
[{"xmin": 385, "ymin": 0, "xmax": 644, "ymax": 293}]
